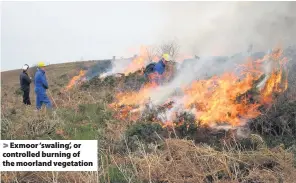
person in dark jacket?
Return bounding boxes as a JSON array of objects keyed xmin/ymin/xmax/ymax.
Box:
[
  {"xmin": 20, "ymin": 64, "xmax": 32, "ymax": 105},
  {"xmin": 34, "ymin": 61, "xmax": 52, "ymax": 110}
]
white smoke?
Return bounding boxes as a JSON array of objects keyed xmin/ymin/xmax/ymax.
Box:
[
  {"xmin": 99, "ymin": 58, "xmax": 132, "ymax": 78},
  {"xmin": 157, "ymin": 2, "xmax": 296, "ymax": 57},
  {"xmin": 101, "ymin": 1, "xmax": 295, "ymax": 125},
  {"xmin": 148, "ymin": 50, "xmax": 262, "ymax": 106},
  {"xmin": 102, "ymin": 2, "xmax": 296, "ymax": 84},
  {"xmin": 146, "ymin": 48, "xmax": 278, "ymax": 125}
]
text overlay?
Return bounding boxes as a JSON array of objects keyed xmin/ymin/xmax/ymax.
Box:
[{"xmin": 0, "ymin": 140, "xmax": 98, "ymax": 171}]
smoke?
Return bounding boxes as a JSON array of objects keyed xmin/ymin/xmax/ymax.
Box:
[
  {"xmin": 99, "ymin": 58, "xmax": 132, "ymax": 78},
  {"xmin": 157, "ymin": 2, "xmax": 296, "ymax": 56},
  {"xmin": 141, "ymin": 2, "xmax": 296, "ymax": 105},
  {"xmin": 84, "ymin": 60, "xmax": 113, "ymax": 80},
  {"xmin": 148, "ymin": 50, "xmax": 268, "ymax": 106},
  {"xmin": 146, "ymin": 48, "xmax": 285, "ymax": 125},
  {"xmin": 97, "ymin": 1, "xmax": 295, "ymax": 129},
  {"xmin": 101, "ymin": 1, "xmax": 296, "ymax": 84},
  {"xmin": 87, "ymin": 1, "xmax": 295, "ymax": 100}
]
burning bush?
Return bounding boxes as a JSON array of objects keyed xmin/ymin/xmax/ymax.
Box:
[
  {"xmin": 64, "ymin": 60, "xmax": 112, "ymax": 91},
  {"xmin": 62, "ymin": 46, "xmax": 293, "ymax": 150},
  {"xmin": 108, "ymin": 48, "xmax": 289, "ymax": 134}
]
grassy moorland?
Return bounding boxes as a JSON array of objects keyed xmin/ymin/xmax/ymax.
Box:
[{"xmin": 1, "ymin": 49, "xmax": 296, "ymax": 183}]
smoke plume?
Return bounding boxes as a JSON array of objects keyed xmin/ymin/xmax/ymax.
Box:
[{"xmin": 156, "ymin": 2, "xmax": 296, "ymax": 56}]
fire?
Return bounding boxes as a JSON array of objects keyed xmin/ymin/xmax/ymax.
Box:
[
  {"xmin": 109, "ymin": 74, "xmax": 160, "ymax": 121},
  {"xmin": 110, "ymin": 48, "xmax": 289, "ymax": 128},
  {"xmin": 182, "ymin": 48, "xmax": 288, "ymax": 127},
  {"xmin": 260, "ymin": 71, "xmax": 288, "ymax": 103},
  {"xmin": 124, "ymin": 46, "xmax": 159, "ymax": 76},
  {"xmin": 183, "ymin": 72, "xmax": 262, "ymax": 127},
  {"xmin": 258, "ymin": 49, "xmax": 288, "ymax": 103},
  {"xmin": 113, "ymin": 81, "xmax": 158, "ymax": 106},
  {"xmin": 65, "ymin": 70, "xmax": 86, "ymax": 90},
  {"xmin": 111, "ymin": 105, "xmax": 140, "ymax": 121},
  {"xmin": 124, "ymin": 56, "xmax": 146, "ymax": 76}
]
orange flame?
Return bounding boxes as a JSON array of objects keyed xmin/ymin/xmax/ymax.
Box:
[
  {"xmin": 110, "ymin": 105, "xmax": 140, "ymax": 121},
  {"xmin": 65, "ymin": 70, "xmax": 86, "ymax": 90},
  {"xmin": 109, "ymin": 73, "xmax": 160, "ymax": 121},
  {"xmin": 110, "ymin": 48, "xmax": 288, "ymax": 128},
  {"xmin": 182, "ymin": 48, "xmax": 288, "ymax": 127},
  {"xmin": 260, "ymin": 71, "xmax": 282, "ymax": 103},
  {"xmin": 183, "ymin": 72, "xmax": 262, "ymax": 127},
  {"xmin": 124, "ymin": 46, "xmax": 159, "ymax": 76},
  {"xmin": 111, "ymin": 80, "xmax": 158, "ymax": 107}
]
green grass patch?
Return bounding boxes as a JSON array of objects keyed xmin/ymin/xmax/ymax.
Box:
[{"xmin": 56, "ymin": 103, "xmax": 113, "ymax": 140}]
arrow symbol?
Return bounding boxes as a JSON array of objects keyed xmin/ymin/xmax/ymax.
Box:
[{"xmin": 3, "ymin": 143, "xmax": 8, "ymax": 148}]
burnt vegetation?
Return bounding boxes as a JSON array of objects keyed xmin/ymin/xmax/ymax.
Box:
[{"xmin": 1, "ymin": 45, "xmax": 296, "ymax": 183}]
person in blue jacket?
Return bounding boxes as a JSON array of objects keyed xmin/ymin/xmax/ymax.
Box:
[
  {"xmin": 154, "ymin": 54, "xmax": 168, "ymax": 75},
  {"xmin": 34, "ymin": 61, "xmax": 52, "ymax": 110},
  {"xmin": 145, "ymin": 53, "xmax": 170, "ymax": 84}
]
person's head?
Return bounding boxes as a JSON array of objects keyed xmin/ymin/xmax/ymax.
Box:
[
  {"xmin": 37, "ymin": 61, "xmax": 46, "ymax": 71},
  {"xmin": 22, "ymin": 64, "xmax": 29, "ymax": 72},
  {"xmin": 162, "ymin": 53, "xmax": 170, "ymax": 64}
]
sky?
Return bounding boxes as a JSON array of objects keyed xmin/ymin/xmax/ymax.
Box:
[{"xmin": 1, "ymin": 1, "xmax": 296, "ymax": 71}]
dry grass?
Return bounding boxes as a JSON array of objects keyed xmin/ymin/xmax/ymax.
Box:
[
  {"xmin": 1, "ymin": 57, "xmax": 296, "ymax": 183},
  {"xmin": 1, "ymin": 172, "xmax": 99, "ymax": 183},
  {"xmin": 129, "ymin": 138, "xmax": 296, "ymax": 183}
]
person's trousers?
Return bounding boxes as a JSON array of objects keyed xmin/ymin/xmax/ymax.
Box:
[
  {"xmin": 35, "ymin": 91, "xmax": 52, "ymax": 110},
  {"xmin": 22, "ymin": 89, "xmax": 31, "ymax": 105}
]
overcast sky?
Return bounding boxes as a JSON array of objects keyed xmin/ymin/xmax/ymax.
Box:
[{"xmin": 2, "ymin": 1, "xmax": 296, "ymax": 71}]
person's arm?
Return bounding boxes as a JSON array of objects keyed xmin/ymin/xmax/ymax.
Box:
[
  {"xmin": 23, "ymin": 73, "xmax": 31, "ymax": 84},
  {"xmin": 41, "ymin": 74, "xmax": 49, "ymax": 89},
  {"xmin": 20, "ymin": 74, "xmax": 23, "ymax": 88}
]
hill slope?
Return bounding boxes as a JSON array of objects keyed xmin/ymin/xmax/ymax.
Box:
[{"xmin": 1, "ymin": 53, "xmax": 296, "ymax": 183}]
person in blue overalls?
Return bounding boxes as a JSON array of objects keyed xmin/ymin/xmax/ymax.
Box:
[
  {"xmin": 34, "ymin": 61, "xmax": 52, "ymax": 110},
  {"xmin": 144, "ymin": 53, "xmax": 170, "ymax": 85}
]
